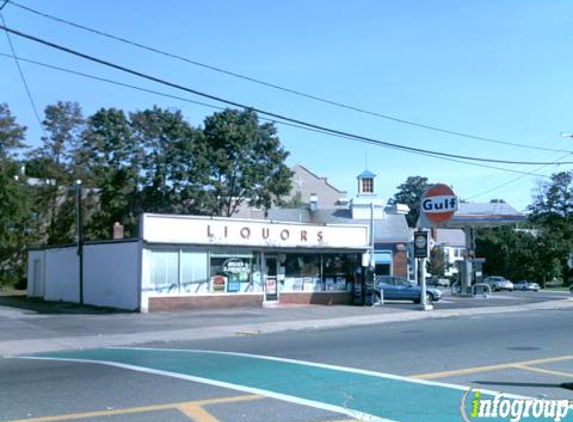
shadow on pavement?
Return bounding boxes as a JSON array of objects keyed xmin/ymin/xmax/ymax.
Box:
[
  {"xmin": 0, "ymin": 291, "xmax": 131, "ymax": 315},
  {"xmin": 474, "ymin": 380, "xmax": 565, "ymax": 389}
]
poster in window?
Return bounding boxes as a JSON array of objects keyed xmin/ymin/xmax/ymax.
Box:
[
  {"xmin": 227, "ymin": 274, "xmax": 241, "ymax": 292},
  {"xmin": 212, "ymin": 275, "xmax": 227, "ymax": 293}
]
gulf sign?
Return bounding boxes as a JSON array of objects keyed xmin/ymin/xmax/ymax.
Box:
[{"xmin": 420, "ymin": 184, "xmax": 458, "ymax": 225}]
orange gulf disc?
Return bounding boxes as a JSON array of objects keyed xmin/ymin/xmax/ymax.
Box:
[{"xmin": 421, "ymin": 184, "xmax": 457, "ymax": 224}]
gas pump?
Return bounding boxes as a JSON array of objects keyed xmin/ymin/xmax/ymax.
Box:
[
  {"xmin": 364, "ymin": 268, "xmax": 375, "ymax": 306},
  {"xmin": 353, "ymin": 267, "xmax": 364, "ymax": 306}
]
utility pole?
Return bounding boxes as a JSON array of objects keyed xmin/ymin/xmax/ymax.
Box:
[{"xmin": 75, "ymin": 179, "xmax": 83, "ymax": 305}]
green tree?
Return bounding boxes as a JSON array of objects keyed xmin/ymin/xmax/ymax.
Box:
[
  {"xmin": 476, "ymin": 227, "xmax": 540, "ymax": 282},
  {"xmin": 200, "ymin": 109, "xmax": 292, "ymax": 216},
  {"xmin": 130, "ymin": 106, "xmax": 207, "ymax": 215},
  {"xmin": 0, "ymin": 103, "xmax": 26, "ymax": 160},
  {"xmin": 79, "ymin": 108, "xmax": 138, "ymax": 239},
  {"xmin": 429, "ymin": 247, "xmax": 448, "ymax": 278},
  {"xmin": 0, "ymin": 104, "xmax": 30, "ymax": 286},
  {"xmin": 389, "ymin": 176, "xmax": 431, "ymax": 227},
  {"xmin": 26, "ymin": 101, "xmax": 85, "ymax": 245},
  {"xmin": 528, "ymin": 171, "xmax": 573, "ymax": 285}
]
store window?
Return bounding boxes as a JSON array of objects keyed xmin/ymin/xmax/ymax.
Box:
[
  {"xmin": 282, "ymin": 253, "xmax": 358, "ymax": 292},
  {"xmin": 209, "ymin": 252, "xmax": 262, "ymax": 293},
  {"xmin": 323, "ymin": 253, "xmax": 355, "ymax": 291},
  {"xmin": 283, "ymin": 254, "xmax": 321, "ymax": 292},
  {"xmin": 180, "ymin": 251, "xmax": 208, "ymax": 294},
  {"xmin": 150, "ymin": 249, "xmax": 179, "ymax": 294}
]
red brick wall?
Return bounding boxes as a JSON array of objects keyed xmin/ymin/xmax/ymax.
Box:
[
  {"xmin": 393, "ymin": 250, "xmax": 408, "ymax": 277},
  {"xmin": 148, "ymin": 294, "xmax": 264, "ymax": 311},
  {"xmin": 279, "ymin": 292, "xmax": 353, "ymax": 305}
]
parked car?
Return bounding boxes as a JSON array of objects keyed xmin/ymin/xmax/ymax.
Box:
[
  {"xmin": 513, "ymin": 280, "xmax": 540, "ymax": 292},
  {"xmin": 375, "ymin": 276, "xmax": 443, "ymax": 303},
  {"xmin": 483, "ymin": 276, "xmax": 514, "ymax": 291},
  {"xmin": 569, "ymin": 285, "xmax": 573, "ymax": 294}
]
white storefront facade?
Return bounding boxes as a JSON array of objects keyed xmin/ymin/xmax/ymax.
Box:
[{"xmin": 28, "ymin": 214, "xmax": 370, "ymax": 312}]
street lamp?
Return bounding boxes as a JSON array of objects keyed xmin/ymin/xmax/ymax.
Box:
[{"xmin": 75, "ymin": 179, "xmax": 83, "ymax": 305}]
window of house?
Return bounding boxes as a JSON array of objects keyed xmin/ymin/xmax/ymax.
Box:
[{"xmin": 361, "ymin": 177, "xmax": 374, "ymax": 193}]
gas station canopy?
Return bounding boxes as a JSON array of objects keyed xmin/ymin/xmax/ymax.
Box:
[{"xmin": 420, "ymin": 202, "xmax": 526, "ymax": 229}]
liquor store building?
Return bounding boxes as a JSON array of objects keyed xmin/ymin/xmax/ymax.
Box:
[{"xmin": 28, "ymin": 214, "xmax": 371, "ymax": 312}]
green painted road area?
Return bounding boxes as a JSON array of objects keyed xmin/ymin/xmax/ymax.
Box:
[{"xmin": 18, "ymin": 347, "xmax": 573, "ymax": 422}]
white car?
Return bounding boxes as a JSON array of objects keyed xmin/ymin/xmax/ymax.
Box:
[{"xmin": 484, "ymin": 276, "xmax": 514, "ymax": 292}]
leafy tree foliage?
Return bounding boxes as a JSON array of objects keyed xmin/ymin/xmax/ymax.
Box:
[
  {"xmin": 1, "ymin": 103, "xmax": 293, "ymax": 286},
  {"xmin": 528, "ymin": 171, "xmax": 573, "ymax": 285},
  {"xmin": 131, "ymin": 106, "xmax": 207, "ymax": 215},
  {"xmin": 78, "ymin": 108, "xmax": 138, "ymax": 239},
  {"xmin": 389, "ymin": 176, "xmax": 431, "ymax": 227},
  {"xmin": 0, "ymin": 103, "xmax": 26, "ymax": 160},
  {"xmin": 27, "ymin": 101, "xmax": 85, "ymax": 245},
  {"xmin": 429, "ymin": 247, "xmax": 448, "ymax": 278},
  {"xmin": 476, "ymin": 227, "xmax": 541, "ymax": 283},
  {"xmin": 0, "ymin": 104, "xmax": 30, "ymax": 286},
  {"xmin": 200, "ymin": 109, "xmax": 292, "ymax": 216}
]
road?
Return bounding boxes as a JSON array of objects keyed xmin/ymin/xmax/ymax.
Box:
[{"xmin": 1, "ymin": 291, "xmax": 572, "ymax": 422}]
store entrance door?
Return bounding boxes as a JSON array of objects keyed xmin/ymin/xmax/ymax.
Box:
[{"xmin": 264, "ymin": 256, "xmax": 278, "ymax": 302}]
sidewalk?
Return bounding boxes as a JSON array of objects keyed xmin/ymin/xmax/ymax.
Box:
[{"xmin": 1, "ymin": 292, "xmax": 572, "ymax": 356}]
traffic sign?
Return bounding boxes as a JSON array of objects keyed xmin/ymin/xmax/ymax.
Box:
[
  {"xmin": 413, "ymin": 230, "xmax": 429, "ymax": 258},
  {"xmin": 420, "ymin": 184, "xmax": 458, "ymax": 225}
]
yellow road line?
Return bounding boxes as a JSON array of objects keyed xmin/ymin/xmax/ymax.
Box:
[
  {"xmin": 411, "ymin": 355, "xmax": 573, "ymax": 380},
  {"xmin": 193, "ymin": 394, "xmax": 264, "ymax": 406},
  {"xmin": 177, "ymin": 404, "xmax": 222, "ymax": 422},
  {"xmin": 2, "ymin": 394, "xmax": 262, "ymax": 422},
  {"xmin": 513, "ymin": 364, "xmax": 573, "ymax": 379}
]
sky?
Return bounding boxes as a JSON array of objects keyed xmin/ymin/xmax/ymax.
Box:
[{"xmin": 1, "ymin": 0, "xmax": 572, "ymax": 213}]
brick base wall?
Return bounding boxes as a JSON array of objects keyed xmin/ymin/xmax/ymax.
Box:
[
  {"xmin": 148, "ymin": 294, "xmax": 264, "ymax": 311},
  {"xmin": 279, "ymin": 292, "xmax": 353, "ymax": 306},
  {"xmin": 393, "ymin": 250, "xmax": 408, "ymax": 277}
]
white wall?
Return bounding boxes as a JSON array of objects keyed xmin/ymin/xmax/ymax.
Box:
[
  {"xmin": 84, "ymin": 242, "xmax": 140, "ymax": 311},
  {"xmin": 43, "ymin": 247, "xmax": 79, "ymax": 303},
  {"xmin": 27, "ymin": 250, "xmax": 45, "ymax": 298}
]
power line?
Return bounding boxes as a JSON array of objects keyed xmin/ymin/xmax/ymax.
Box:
[
  {"xmin": 7, "ymin": 0, "xmax": 571, "ymax": 155},
  {"xmin": 2, "ymin": 24, "xmax": 573, "ymax": 168},
  {"xmin": 0, "ymin": 52, "xmax": 558, "ymax": 181},
  {"xmin": 0, "ymin": 12, "xmax": 44, "ymax": 131},
  {"xmin": 0, "ymin": 51, "xmax": 557, "ymax": 181},
  {"xmin": 0, "ymin": 1, "xmax": 9, "ymax": 11},
  {"xmin": 466, "ymin": 153, "xmax": 571, "ymax": 201}
]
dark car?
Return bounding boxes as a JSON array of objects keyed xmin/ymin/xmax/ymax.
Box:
[
  {"xmin": 375, "ymin": 276, "xmax": 442, "ymax": 303},
  {"xmin": 513, "ymin": 280, "xmax": 540, "ymax": 291}
]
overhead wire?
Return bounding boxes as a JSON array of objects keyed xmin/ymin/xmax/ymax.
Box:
[
  {"xmin": 5, "ymin": 0, "xmax": 571, "ymax": 154},
  {"xmin": 0, "ymin": 52, "xmax": 556, "ymax": 181},
  {"xmin": 0, "ymin": 12, "xmax": 44, "ymax": 131},
  {"xmin": 2, "ymin": 24, "xmax": 573, "ymax": 169}
]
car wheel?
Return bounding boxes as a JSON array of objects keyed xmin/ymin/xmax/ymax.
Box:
[{"xmin": 426, "ymin": 293, "xmax": 433, "ymax": 303}]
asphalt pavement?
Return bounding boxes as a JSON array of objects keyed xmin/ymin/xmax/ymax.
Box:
[
  {"xmin": 1, "ymin": 289, "xmax": 573, "ymax": 422},
  {"xmin": 0, "ymin": 289, "xmax": 572, "ymax": 356}
]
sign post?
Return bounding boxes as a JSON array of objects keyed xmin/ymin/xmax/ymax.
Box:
[{"xmin": 418, "ymin": 184, "xmax": 458, "ymax": 311}]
